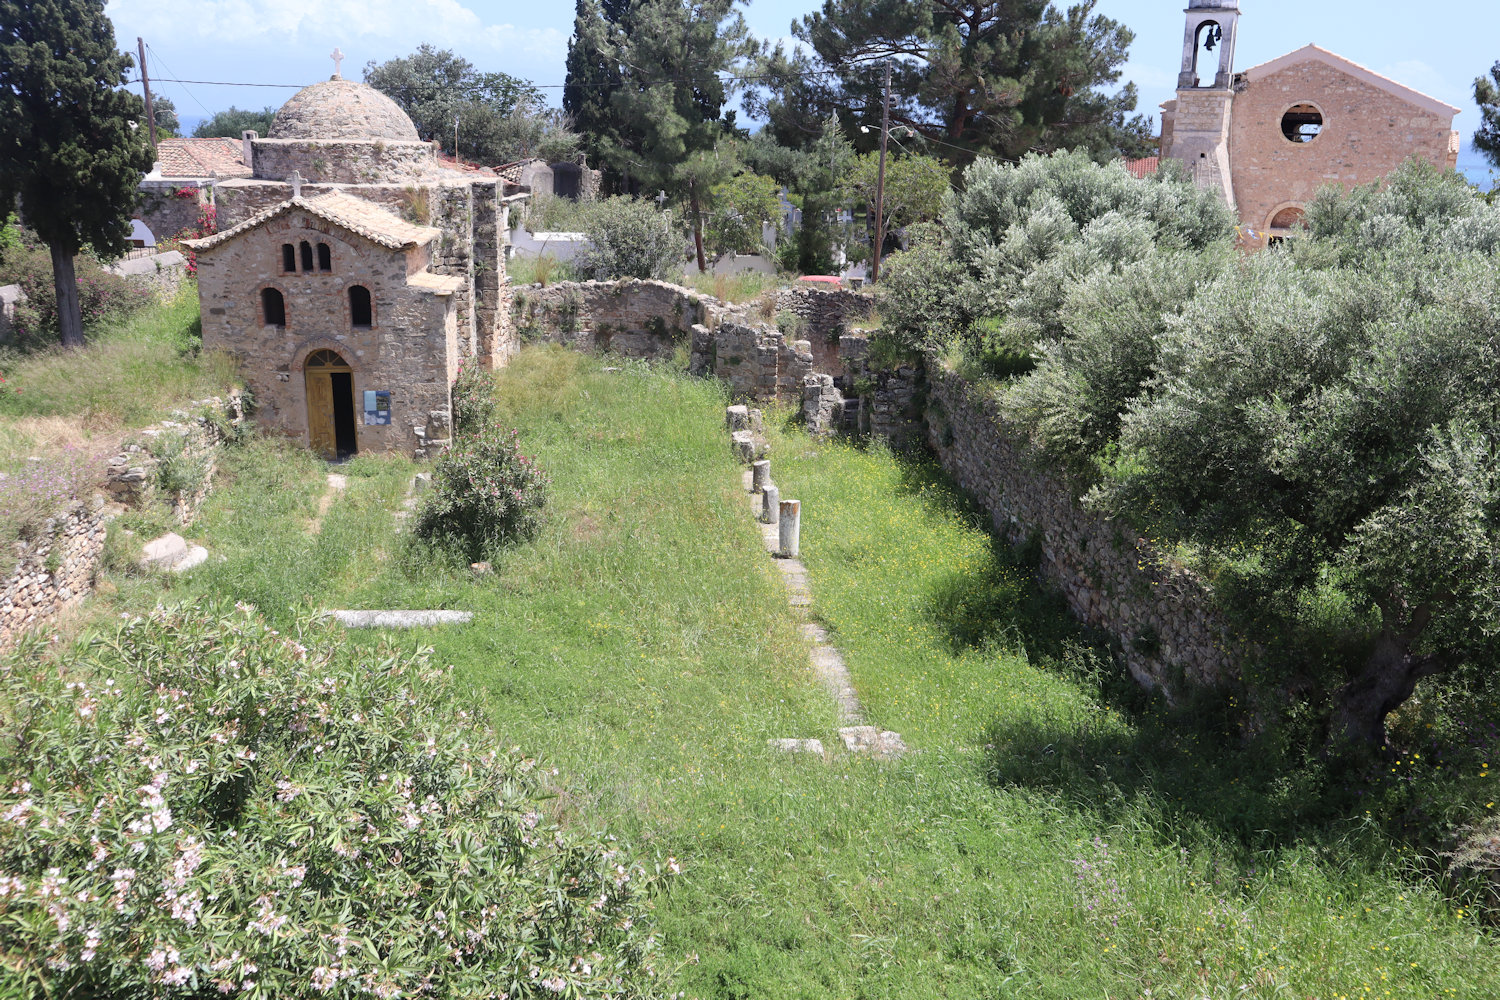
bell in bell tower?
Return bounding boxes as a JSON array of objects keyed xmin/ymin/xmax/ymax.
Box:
[
  {"xmin": 1163, "ymin": 0, "xmax": 1241, "ymax": 208},
  {"xmin": 1179, "ymin": 0, "xmax": 1241, "ymax": 90}
]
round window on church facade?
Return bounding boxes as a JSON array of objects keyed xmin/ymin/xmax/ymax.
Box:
[{"xmin": 1280, "ymin": 103, "xmax": 1324, "ymax": 143}]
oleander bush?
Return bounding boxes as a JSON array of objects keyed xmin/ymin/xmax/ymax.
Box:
[
  {"xmin": 450, "ymin": 361, "xmax": 497, "ymax": 437},
  {"xmin": 0, "ymin": 235, "xmax": 151, "ymax": 352},
  {"xmin": 414, "ymin": 427, "xmax": 550, "ymax": 560},
  {"xmin": 575, "ymin": 198, "xmax": 683, "ymax": 282},
  {"xmin": 0, "ymin": 604, "xmax": 664, "ymax": 999}
]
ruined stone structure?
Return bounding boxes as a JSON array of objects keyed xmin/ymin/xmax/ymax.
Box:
[
  {"xmin": 187, "ymin": 61, "xmax": 524, "ymax": 459},
  {"xmin": 1160, "ymin": 1, "xmax": 1460, "ymax": 248}
]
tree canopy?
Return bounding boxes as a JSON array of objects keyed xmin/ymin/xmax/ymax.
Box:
[
  {"xmin": 365, "ymin": 45, "xmax": 578, "ymax": 165},
  {"xmin": 882, "ymin": 152, "xmax": 1500, "ymax": 748},
  {"xmin": 1475, "ymin": 61, "xmax": 1500, "ymax": 169},
  {"xmin": 192, "ymin": 105, "xmax": 277, "ymax": 138},
  {"xmin": 753, "ymin": 0, "xmax": 1153, "ymax": 163},
  {"xmin": 564, "ymin": 0, "xmax": 754, "ymax": 269},
  {"xmin": 0, "ymin": 0, "xmax": 154, "ymax": 347}
]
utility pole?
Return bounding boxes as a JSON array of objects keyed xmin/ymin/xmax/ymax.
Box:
[
  {"xmin": 137, "ymin": 37, "xmax": 158, "ymax": 154},
  {"xmin": 871, "ymin": 58, "xmax": 892, "ymax": 284}
]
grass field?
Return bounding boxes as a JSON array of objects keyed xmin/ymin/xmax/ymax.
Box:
[
  {"xmin": 0, "ymin": 286, "xmax": 237, "ymax": 473},
  {"xmin": 68, "ymin": 346, "xmax": 1498, "ymax": 998}
]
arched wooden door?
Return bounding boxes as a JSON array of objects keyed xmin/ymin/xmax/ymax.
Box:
[{"xmin": 303, "ymin": 349, "xmax": 357, "ymax": 460}]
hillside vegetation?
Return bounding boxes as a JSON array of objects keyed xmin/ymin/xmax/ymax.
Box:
[{"xmin": 5, "ymin": 346, "xmax": 1494, "ymax": 997}]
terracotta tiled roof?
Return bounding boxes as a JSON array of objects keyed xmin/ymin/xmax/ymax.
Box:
[
  {"xmin": 495, "ymin": 160, "xmax": 526, "ymax": 183},
  {"xmin": 155, "ymin": 137, "xmax": 252, "ymax": 179},
  {"xmin": 183, "ymin": 192, "xmax": 440, "ymax": 252},
  {"xmin": 1123, "ymin": 156, "xmax": 1160, "ymax": 179}
]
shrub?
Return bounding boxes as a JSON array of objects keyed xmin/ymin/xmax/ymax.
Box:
[
  {"xmin": 414, "ymin": 427, "xmax": 550, "ymax": 559},
  {"xmin": 450, "ymin": 362, "xmax": 497, "ymax": 436},
  {"xmin": 0, "ymin": 603, "xmax": 664, "ymax": 999},
  {"xmin": 0, "ymin": 235, "xmax": 151, "ymax": 350},
  {"xmin": 149, "ymin": 429, "xmax": 208, "ymax": 499},
  {"xmin": 575, "ymin": 197, "xmax": 684, "ymax": 281}
]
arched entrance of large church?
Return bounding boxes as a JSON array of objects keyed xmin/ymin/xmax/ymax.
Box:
[{"xmin": 303, "ymin": 349, "xmax": 358, "ymax": 460}]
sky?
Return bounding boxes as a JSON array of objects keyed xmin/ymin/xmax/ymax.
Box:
[{"xmin": 108, "ymin": 0, "xmax": 1497, "ymax": 178}]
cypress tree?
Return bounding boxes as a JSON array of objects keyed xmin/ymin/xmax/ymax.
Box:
[{"xmin": 0, "ymin": 0, "xmax": 153, "ymax": 347}]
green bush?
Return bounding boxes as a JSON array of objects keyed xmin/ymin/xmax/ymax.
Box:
[
  {"xmin": 0, "ymin": 233, "xmax": 151, "ymax": 351},
  {"xmin": 0, "ymin": 604, "xmax": 664, "ymax": 999},
  {"xmin": 450, "ymin": 361, "xmax": 497, "ymax": 436},
  {"xmin": 415, "ymin": 427, "xmax": 550, "ymax": 559},
  {"xmin": 576, "ymin": 197, "xmax": 684, "ymax": 281}
]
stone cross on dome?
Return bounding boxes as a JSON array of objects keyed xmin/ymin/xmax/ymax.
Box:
[{"xmin": 330, "ymin": 48, "xmax": 345, "ymax": 80}]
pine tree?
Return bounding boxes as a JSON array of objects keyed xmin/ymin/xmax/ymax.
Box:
[
  {"xmin": 1475, "ymin": 62, "xmax": 1500, "ymax": 169},
  {"xmin": 564, "ymin": 0, "xmax": 754, "ymax": 269},
  {"xmin": 782, "ymin": 0, "xmax": 1152, "ymax": 163},
  {"xmin": 0, "ymin": 0, "xmax": 153, "ymax": 347}
]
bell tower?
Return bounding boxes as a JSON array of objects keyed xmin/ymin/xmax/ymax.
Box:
[{"xmin": 1164, "ymin": 0, "xmax": 1240, "ymax": 207}]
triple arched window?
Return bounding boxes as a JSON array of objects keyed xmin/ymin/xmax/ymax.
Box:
[{"xmin": 281, "ymin": 241, "xmax": 334, "ymax": 274}]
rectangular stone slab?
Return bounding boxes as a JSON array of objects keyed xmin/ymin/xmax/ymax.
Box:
[{"xmin": 327, "ymin": 610, "xmax": 473, "ymax": 628}]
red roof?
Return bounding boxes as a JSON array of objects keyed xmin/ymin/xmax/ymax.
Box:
[
  {"xmin": 1123, "ymin": 156, "xmax": 1160, "ymax": 179},
  {"xmin": 797, "ymin": 275, "xmax": 843, "ymax": 287},
  {"xmin": 154, "ymin": 137, "xmax": 251, "ymax": 179}
]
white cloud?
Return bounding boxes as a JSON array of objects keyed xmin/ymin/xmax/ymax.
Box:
[{"xmin": 109, "ymin": 0, "xmax": 566, "ymax": 62}]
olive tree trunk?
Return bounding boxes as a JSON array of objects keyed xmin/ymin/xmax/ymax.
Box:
[
  {"xmin": 50, "ymin": 243, "xmax": 84, "ymax": 349},
  {"xmin": 1331, "ymin": 624, "xmax": 1445, "ymax": 749}
]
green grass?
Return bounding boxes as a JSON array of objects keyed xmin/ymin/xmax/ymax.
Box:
[
  {"xmin": 69, "ymin": 347, "xmax": 1498, "ymax": 998},
  {"xmin": 0, "ymin": 286, "xmax": 238, "ymax": 471}
]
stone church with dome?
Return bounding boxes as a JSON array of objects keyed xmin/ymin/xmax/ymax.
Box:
[{"xmin": 184, "ymin": 58, "xmax": 524, "ymax": 459}]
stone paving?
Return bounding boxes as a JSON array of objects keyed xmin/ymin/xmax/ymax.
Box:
[{"xmin": 736, "ymin": 443, "xmax": 907, "ymax": 761}]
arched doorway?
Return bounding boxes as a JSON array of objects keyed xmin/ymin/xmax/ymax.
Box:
[{"xmin": 303, "ymin": 349, "xmax": 357, "ymax": 460}]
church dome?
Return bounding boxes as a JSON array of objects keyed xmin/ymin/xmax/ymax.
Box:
[{"xmin": 268, "ymin": 77, "xmax": 420, "ymax": 142}]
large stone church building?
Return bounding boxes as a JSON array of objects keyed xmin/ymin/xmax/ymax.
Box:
[
  {"xmin": 1160, "ymin": 0, "xmax": 1460, "ymax": 247},
  {"xmin": 185, "ymin": 58, "xmax": 524, "ymax": 459}
]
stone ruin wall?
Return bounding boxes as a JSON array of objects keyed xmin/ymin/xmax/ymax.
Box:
[
  {"xmin": 137, "ymin": 182, "xmax": 210, "ymax": 243},
  {"xmin": 921, "ymin": 364, "xmax": 1243, "ymax": 697},
  {"xmin": 773, "ymin": 287, "xmax": 876, "ymax": 375},
  {"xmin": 0, "ymin": 395, "xmax": 246, "ymax": 651}
]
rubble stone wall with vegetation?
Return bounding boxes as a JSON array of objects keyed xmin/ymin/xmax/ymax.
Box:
[
  {"xmin": 922, "ymin": 363, "xmax": 1244, "ymax": 697},
  {"xmin": 0, "ymin": 393, "xmax": 246, "ymax": 650}
]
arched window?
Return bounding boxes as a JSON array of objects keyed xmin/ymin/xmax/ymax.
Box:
[
  {"xmin": 261, "ymin": 288, "xmax": 286, "ymax": 327},
  {"xmin": 281, "ymin": 243, "xmax": 296, "ymax": 273},
  {"xmin": 317, "ymin": 242, "xmax": 332, "ymax": 272},
  {"xmin": 348, "ymin": 285, "xmax": 372, "ymax": 328},
  {"xmin": 300, "ymin": 241, "xmax": 313, "ymax": 273},
  {"xmin": 1192, "ymin": 20, "xmax": 1222, "ymax": 87}
]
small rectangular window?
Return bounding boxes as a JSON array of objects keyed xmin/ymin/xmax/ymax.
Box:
[
  {"xmin": 318, "ymin": 243, "xmax": 332, "ymax": 272},
  {"xmin": 282, "ymin": 244, "xmax": 296, "ymax": 272},
  {"xmin": 300, "ymin": 241, "xmax": 313, "ymax": 273}
]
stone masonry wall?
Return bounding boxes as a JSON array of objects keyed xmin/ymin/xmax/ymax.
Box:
[
  {"xmin": 104, "ymin": 393, "xmax": 248, "ymax": 523},
  {"xmin": 194, "ymin": 209, "xmax": 458, "ymax": 457},
  {"xmin": 923, "ymin": 363, "xmax": 1243, "ymax": 697},
  {"xmin": 689, "ymin": 321, "xmax": 812, "ymax": 404},
  {"xmin": 512, "ymin": 279, "xmax": 737, "ymax": 357},
  {"xmin": 137, "ymin": 182, "xmax": 208, "ymax": 242},
  {"xmin": 0, "ymin": 500, "xmax": 109, "ymax": 649},
  {"xmin": 250, "ymin": 139, "xmax": 438, "ymax": 185},
  {"xmin": 1, "ymin": 394, "xmax": 247, "ymax": 650},
  {"xmin": 774, "ymin": 286, "xmax": 876, "ymax": 374},
  {"xmin": 1229, "ymin": 58, "xmax": 1459, "ymax": 246}
]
